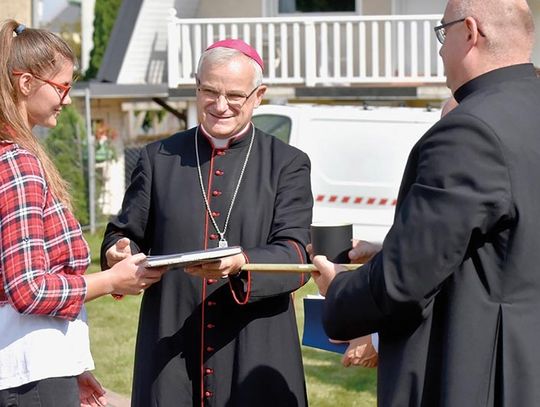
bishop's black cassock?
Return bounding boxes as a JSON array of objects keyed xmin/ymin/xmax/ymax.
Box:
[{"xmin": 101, "ymin": 125, "xmax": 313, "ymax": 407}]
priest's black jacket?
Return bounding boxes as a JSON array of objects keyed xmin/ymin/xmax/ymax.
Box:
[
  {"xmin": 323, "ymin": 64, "xmax": 540, "ymax": 406},
  {"xmin": 101, "ymin": 125, "xmax": 313, "ymax": 407}
]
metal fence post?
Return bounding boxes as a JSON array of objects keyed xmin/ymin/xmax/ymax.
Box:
[{"xmin": 85, "ymin": 87, "xmax": 96, "ymax": 234}]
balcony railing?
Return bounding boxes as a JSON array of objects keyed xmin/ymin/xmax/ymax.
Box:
[{"xmin": 167, "ymin": 9, "xmax": 445, "ymax": 88}]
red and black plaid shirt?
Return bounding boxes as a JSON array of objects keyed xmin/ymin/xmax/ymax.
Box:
[{"xmin": 0, "ymin": 142, "xmax": 89, "ymax": 321}]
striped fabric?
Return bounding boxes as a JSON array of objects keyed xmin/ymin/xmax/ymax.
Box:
[{"xmin": 0, "ymin": 143, "xmax": 89, "ymax": 321}]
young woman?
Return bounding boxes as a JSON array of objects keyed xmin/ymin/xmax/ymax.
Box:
[{"xmin": 0, "ymin": 20, "xmax": 164, "ymax": 407}]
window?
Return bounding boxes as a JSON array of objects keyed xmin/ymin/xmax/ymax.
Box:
[
  {"xmin": 252, "ymin": 114, "xmax": 292, "ymax": 144},
  {"xmin": 279, "ymin": 0, "xmax": 356, "ymax": 13}
]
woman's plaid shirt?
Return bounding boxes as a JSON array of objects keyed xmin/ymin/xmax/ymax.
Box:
[{"xmin": 0, "ymin": 143, "xmax": 89, "ymax": 321}]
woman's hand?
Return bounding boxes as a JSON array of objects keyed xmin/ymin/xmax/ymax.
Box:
[{"xmin": 77, "ymin": 371, "xmax": 107, "ymax": 407}]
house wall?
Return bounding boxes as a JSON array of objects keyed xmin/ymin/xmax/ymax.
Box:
[
  {"xmin": 117, "ymin": 0, "xmax": 176, "ymax": 84},
  {"xmin": 362, "ymin": 0, "xmax": 392, "ymax": 15},
  {"xmin": 392, "ymin": 0, "xmax": 446, "ymax": 15},
  {"xmin": 175, "ymin": 0, "xmax": 199, "ymax": 18},
  {"xmin": 342, "ymin": 0, "xmax": 446, "ymax": 16},
  {"xmin": 91, "ymin": 99, "xmax": 126, "ymax": 215},
  {"xmin": 0, "ymin": 0, "xmax": 33, "ymax": 25},
  {"xmin": 196, "ymin": 0, "xmax": 262, "ymax": 17}
]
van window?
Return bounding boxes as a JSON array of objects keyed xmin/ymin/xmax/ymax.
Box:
[{"xmin": 252, "ymin": 114, "xmax": 292, "ymax": 144}]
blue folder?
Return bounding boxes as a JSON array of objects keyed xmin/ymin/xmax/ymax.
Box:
[{"xmin": 302, "ymin": 297, "xmax": 347, "ymax": 354}]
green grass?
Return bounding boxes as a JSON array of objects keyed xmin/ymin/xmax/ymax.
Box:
[
  {"xmin": 85, "ymin": 232, "xmax": 377, "ymax": 405},
  {"xmin": 295, "ymin": 283, "xmax": 377, "ymax": 406}
]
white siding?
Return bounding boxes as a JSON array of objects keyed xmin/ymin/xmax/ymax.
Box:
[
  {"xmin": 196, "ymin": 0, "xmax": 263, "ymax": 18},
  {"xmin": 117, "ymin": 0, "xmax": 199, "ymax": 84},
  {"xmin": 393, "ymin": 0, "xmax": 446, "ymax": 15},
  {"xmin": 175, "ymin": 0, "xmax": 199, "ymax": 18}
]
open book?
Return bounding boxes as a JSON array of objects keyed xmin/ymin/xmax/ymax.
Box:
[{"xmin": 145, "ymin": 246, "xmax": 242, "ymax": 268}]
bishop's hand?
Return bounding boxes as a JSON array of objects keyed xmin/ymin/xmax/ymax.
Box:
[
  {"xmin": 106, "ymin": 237, "xmax": 132, "ymax": 267},
  {"xmin": 184, "ymin": 252, "xmax": 246, "ymax": 280}
]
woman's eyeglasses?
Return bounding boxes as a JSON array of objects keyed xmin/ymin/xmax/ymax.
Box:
[{"xmin": 12, "ymin": 71, "xmax": 72, "ymax": 103}]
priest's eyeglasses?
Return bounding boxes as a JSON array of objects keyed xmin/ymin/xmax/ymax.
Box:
[
  {"xmin": 434, "ymin": 17, "xmax": 486, "ymax": 45},
  {"xmin": 197, "ymin": 81, "xmax": 259, "ymax": 109},
  {"xmin": 12, "ymin": 70, "xmax": 72, "ymax": 103}
]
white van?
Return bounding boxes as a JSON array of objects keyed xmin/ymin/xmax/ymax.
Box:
[{"xmin": 252, "ymin": 104, "xmax": 441, "ymax": 243}]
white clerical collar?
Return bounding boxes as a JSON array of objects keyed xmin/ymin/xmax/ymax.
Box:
[{"xmin": 199, "ymin": 123, "xmax": 251, "ymax": 149}]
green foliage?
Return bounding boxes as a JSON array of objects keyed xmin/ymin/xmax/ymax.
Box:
[
  {"xmin": 134, "ymin": 110, "xmax": 168, "ymax": 134},
  {"xmin": 85, "ymin": 0, "xmax": 123, "ymax": 79},
  {"xmin": 44, "ymin": 106, "xmax": 89, "ymax": 224}
]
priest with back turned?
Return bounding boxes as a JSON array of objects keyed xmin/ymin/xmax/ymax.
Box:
[{"xmin": 100, "ymin": 39, "xmax": 313, "ymax": 407}]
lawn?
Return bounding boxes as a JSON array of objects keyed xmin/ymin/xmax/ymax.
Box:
[{"xmin": 85, "ymin": 232, "xmax": 377, "ymax": 406}]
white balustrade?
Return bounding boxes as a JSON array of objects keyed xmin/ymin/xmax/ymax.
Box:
[{"xmin": 167, "ymin": 10, "xmax": 444, "ymax": 88}]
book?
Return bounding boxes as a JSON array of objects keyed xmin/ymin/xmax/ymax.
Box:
[
  {"xmin": 302, "ymin": 295, "xmax": 347, "ymax": 354},
  {"xmin": 144, "ymin": 246, "xmax": 242, "ymax": 268}
]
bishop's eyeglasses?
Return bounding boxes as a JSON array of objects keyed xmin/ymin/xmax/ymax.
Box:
[
  {"xmin": 196, "ymin": 80, "xmax": 259, "ymax": 109},
  {"xmin": 12, "ymin": 70, "xmax": 72, "ymax": 103}
]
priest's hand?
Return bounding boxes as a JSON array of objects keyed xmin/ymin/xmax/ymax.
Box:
[
  {"xmin": 341, "ymin": 335, "xmax": 378, "ymax": 368},
  {"xmin": 185, "ymin": 253, "xmax": 246, "ymax": 280},
  {"xmin": 307, "ymin": 244, "xmax": 347, "ymax": 296},
  {"xmin": 349, "ymin": 240, "xmax": 381, "ymax": 264},
  {"xmin": 106, "ymin": 237, "xmax": 132, "ymax": 267}
]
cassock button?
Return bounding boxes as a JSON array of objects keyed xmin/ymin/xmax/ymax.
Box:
[
  {"xmin": 209, "ymin": 234, "xmax": 219, "ymax": 240},
  {"xmin": 206, "ymin": 346, "xmax": 214, "ymax": 353},
  {"xmin": 205, "ymin": 368, "xmax": 214, "ymax": 375},
  {"xmin": 207, "ymin": 279, "xmax": 217, "ymax": 284},
  {"xmin": 206, "ymin": 323, "xmax": 215, "ymax": 329},
  {"xmin": 212, "ymin": 190, "xmax": 222, "ymax": 197},
  {"xmin": 205, "ymin": 391, "xmax": 213, "ymax": 398},
  {"xmin": 207, "ymin": 301, "xmax": 216, "ymax": 306},
  {"xmin": 215, "ymin": 169, "xmax": 224, "ymax": 176},
  {"xmin": 211, "ymin": 211, "xmax": 220, "ymax": 217},
  {"xmin": 216, "ymin": 150, "xmax": 226, "ymax": 156}
]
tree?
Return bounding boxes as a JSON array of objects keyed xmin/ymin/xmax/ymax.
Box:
[
  {"xmin": 85, "ymin": 0, "xmax": 123, "ymax": 80},
  {"xmin": 44, "ymin": 106, "xmax": 89, "ymax": 225}
]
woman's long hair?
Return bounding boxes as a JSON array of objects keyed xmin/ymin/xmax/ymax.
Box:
[{"xmin": 0, "ymin": 19, "xmax": 76, "ymax": 207}]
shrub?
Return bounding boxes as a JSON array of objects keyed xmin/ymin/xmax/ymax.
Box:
[{"xmin": 44, "ymin": 105, "xmax": 89, "ymax": 225}]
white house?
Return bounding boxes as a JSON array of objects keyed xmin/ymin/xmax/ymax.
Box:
[{"xmin": 91, "ymin": 0, "xmax": 540, "ymax": 214}]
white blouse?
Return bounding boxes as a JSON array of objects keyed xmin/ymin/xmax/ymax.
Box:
[{"xmin": 0, "ymin": 304, "xmax": 94, "ymax": 390}]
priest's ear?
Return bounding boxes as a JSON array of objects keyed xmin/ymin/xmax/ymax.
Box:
[{"xmin": 253, "ymin": 85, "xmax": 267, "ymax": 108}]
